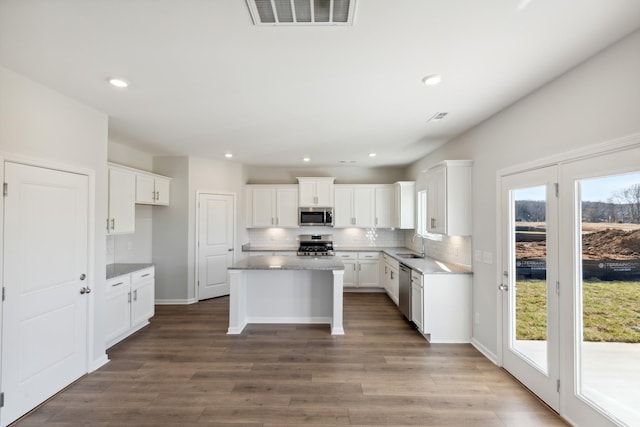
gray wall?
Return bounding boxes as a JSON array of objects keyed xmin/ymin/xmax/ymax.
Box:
[
  {"xmin": 406, "ymin": 29, "xmax": 640, "ymax": 360},
  {"xmin": 0, "ymin": 65, "xmax": 109, "ymax": 368}
]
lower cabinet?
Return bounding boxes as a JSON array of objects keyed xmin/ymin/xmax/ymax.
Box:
[
  {"xmin": 105, "ymin": 266, "xmax": 155, "ymax": 348},
  {"xmin": 411, "ymin": 270, "xmax": 423, "ymax": 331},
  {"xmin": 336, "ymin": 252, "xmax": 381, "ymax": 289},
  {"xmin": 417, "ymin": 272, "xmax": 472, "ymax": 343},
  {"xmin": 381, "ymin": 253, "xmax": 399, "ymax": 305}
]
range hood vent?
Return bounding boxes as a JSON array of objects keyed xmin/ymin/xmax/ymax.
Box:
[{"xmin": 247, "ymin": 0, "xmax": 356, "ymax": 26}]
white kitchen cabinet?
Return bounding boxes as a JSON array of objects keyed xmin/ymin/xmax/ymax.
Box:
[
  {"xmin": 136, "ymin": 173, "xmax": 170, "ymax": 206},
  {"xmin": 381, "ymin": 253, "xmax": 400, "ymax": 305},
  {"xmin": 358, "ymin": 252, "xmax": 380, "ymax": 287},
  {"xmin": 426, "ymin": 160, "xmax": 472, "ymax": 236},
  {"xmin": 336, "ymin": 252, "xmax": 358, "ymax": 287},
  {"xmin": 105, "ymin": 266, "xmax": 155, "ymax": 348},
  {"xmin": 334, "ymin": 185, "xmax": 375, "ymax": 228},
  {"xmin": 374, "ymin": 185, "xmax": 394, "ymax": 228},
  {"xmin": 107, "ymin": 166, "xmax": 136, "ymax": 234},
  {"xmin": 336, "ymin": 251, "xmax": 380, "ymax": 289},
  {"xmin": 245, "ymin": 185, "xmax": 298, "ymax": 228},
  {"xmin": 422, "ymin": 273, "xmax": 472, "ymax": 343},
  {"xmin": 297, "ymin": 177, "xmax": 335, "ymax": 207},
  {"xmin": 411, "ymin": 270, "xmax": 423, "ymax": 331},
  {"xmin": 394, "ymin": 181, "xmax": 415, "ymax": 229}
]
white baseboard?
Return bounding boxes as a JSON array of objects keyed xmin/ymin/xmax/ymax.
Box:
[
  {"xmin": 471, "ymin": 337, "xmax": 499, "ymax": 365},
  {"xmin": 90, "ymin": 354, "xmax": 109, "ymax": 372},
  {"xmin": 155, "ymin": 298, "xmax": 198, "ymax": 305}
]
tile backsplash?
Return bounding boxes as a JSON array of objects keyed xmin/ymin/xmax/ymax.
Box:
[{"xmin": 247, "ymin": 227, "xmax": 405, "ymax": 248}]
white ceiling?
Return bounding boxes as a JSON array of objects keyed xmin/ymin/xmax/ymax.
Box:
[{"xmin": 2, "ymin": 0, "xmax": 640, "ymax": 167}]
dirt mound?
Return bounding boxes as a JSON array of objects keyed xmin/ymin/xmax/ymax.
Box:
[
  {"xmin": 582, "ymin": 228, "xmax": 640, "ymax": 260},
  {"xmin": 517, "ymin": 228, "xmax": 640, "ymax": 260}
]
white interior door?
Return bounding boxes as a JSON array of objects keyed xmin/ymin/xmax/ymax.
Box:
[
  {"xmin": 501, "ymin": 165, "xmax": 560, "ymax": 411},
  {"xmin": 197, "ymin": 193, "xmax": 234, "ymax": 300},
  {"xmin": 1, "ymin": 162, "xmax": 89, "ymax": 426},
  {"xmin": 560, "ymin": 146, "xmax": 640, "ymax": 427}
]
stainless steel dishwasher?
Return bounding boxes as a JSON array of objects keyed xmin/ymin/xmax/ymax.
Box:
[{"xmin": 399, "ymin": 263, "xmax": 412, "ymax": 320}]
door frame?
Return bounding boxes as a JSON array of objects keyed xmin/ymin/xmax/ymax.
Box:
[
  {"xmin": 194, "ymin": 190, "xmax": 236, "ymax": 302},
  {"xmin": 495, "ymin": 133, "xmax": 640, "ymax": 421},
  {"xmin": 0, "ymin": 153, "xmax": 97, "ymax": 376}
]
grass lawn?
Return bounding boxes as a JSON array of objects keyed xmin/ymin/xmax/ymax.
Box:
[{"xmin": 516, "ymin": 280, "xmax": 640, "ymax": 343}]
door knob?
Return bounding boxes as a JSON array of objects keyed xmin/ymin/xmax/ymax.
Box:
[
  {"xmin": 80, "ymin": 287, "xmax": 91, "ymax": 294},
  {"xmin": 80, "ymin": 273, "xmax": 86, "ymax": 280}
]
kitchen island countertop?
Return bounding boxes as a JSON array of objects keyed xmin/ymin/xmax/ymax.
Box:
[{"xmin": 229, "ymin": 255, "xmax": 344, "ymax": 271}]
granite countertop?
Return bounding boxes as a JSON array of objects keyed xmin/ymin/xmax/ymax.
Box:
[
  {"xmin": 106, "ymin": 263, "xmax": 154, "ymax": 280},
  {"xmin": 229, "ymin": 255, "xmax": 344, "ymax": 271},
  {"xmin": 241, "ymin": 243, "xmax": 471, "ymax": 275}
]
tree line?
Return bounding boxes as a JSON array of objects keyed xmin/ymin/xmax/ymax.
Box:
[{"xmin": 515, "ymin": 183, "xmax": 640, "ymax": 223}]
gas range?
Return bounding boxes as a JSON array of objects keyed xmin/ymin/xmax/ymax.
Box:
[{"xmin": 297, "ymin": 234, "xmax": 334, "ymax": 256}]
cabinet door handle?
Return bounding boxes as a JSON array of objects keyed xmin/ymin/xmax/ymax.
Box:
[
  {"xmin": 152, "ymin": 191, "xmax": 156, "ymax": 201},
  {"xmin": 111, "ymin": 218, "xmax": 115, "ymax": 230},
  {"xmin": 430, "ymin": 218, "xmax": 436, "ymax": 228},
  {"xmin": 353, "ymin": 264, "xmax": 356, "ymax": 271},
  {"xmin": 128, "ymin": 292, "xmax": 132, "ymax": 303},
  {"xmin": 112, "ymin": 281, "xmax": 124, "ymax": 287},
  {"xmin": 155, "ymin": 191, "xmax": 159, "ymax": 200},
  {"xmin": 141, "ymin": 273, "xmax": 150, "ymax": 278},
  {"xmin": 133, "ymin": 290, "xmax": 138, "ymax": 301},
  {"xmin": 106, "ymin": 218, "xmax": 110, "ymax": 231},
  {"xmin": 390, "ymin": 271, "xmax": 395, "ymax": 279},
  {"xmin": 276, "ymin": 217, "xmax": 279, "ymax": 225},
  {"xmin": 314, "ymin": 195, "xmax": 318, "ymax": 205}
]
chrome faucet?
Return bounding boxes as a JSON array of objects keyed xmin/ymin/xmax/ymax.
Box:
[{"xmin": 411, "ymin": 233, "xmax": 426, "ymax": 258}]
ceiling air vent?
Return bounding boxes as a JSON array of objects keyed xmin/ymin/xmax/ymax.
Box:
[
  {"xmin": 428, "ymin": 112, "xmax": 449, "ymax": 122},
  {"xmin": 247, "ymin": 0, "xmax": 356, "ymax": 26}
]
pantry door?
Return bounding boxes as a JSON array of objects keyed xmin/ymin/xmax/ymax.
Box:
[
  {"xmin": 500, "ymin": 165, "xmax": 560, "ymax": 411},
  {"xmin": 559, "ymin": 146, "xmax": 640, "ymax": 427},
  {"xmin": 197, "ymin": 193, "xmax": 235, "ymax": 300},
  {"xmin": 1, "ymin": 162, "xmax": 89, "ymax": 426}
]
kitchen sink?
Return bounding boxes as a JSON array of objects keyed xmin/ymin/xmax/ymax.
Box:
[{"xmin": 396, "ymin": 253, "xmax": 423, "ymax": 259}]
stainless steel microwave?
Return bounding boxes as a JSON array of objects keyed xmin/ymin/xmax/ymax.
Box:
[{"xmin": 299, "ymin": 207, "xmax": 333, "ymax": 226}]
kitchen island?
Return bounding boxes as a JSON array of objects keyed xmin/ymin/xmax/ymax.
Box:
[{"xmin": 227, "ymin": 256, "xmax": 345, "ymax": 335}]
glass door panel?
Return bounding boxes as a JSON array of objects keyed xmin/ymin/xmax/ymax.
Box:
[
  {"xmin": 576, "ymin": 172, "xmax": 640, "ymax": 427},
  {"xmin": 512, "ymin": 186, "xmax": 549, "ymax": 373},
  {"xmin": 501, "ymin": 165, "xmax": 559, "ymax": 411}
]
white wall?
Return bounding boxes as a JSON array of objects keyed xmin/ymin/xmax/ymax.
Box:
[
  {"xmin": 407, "ymin": 29, "xmax": 640, "ymax": 360},
  {"xmin": 0, "ymin": 65, "xmax": 109, "ymax": 368},
  {"xmin": 246, "ymin": 165, "xmax": 406, "ymax": 184},
  {"xmin": 152, "ymin": 156, "xmax": 190, "ymax": 302}
]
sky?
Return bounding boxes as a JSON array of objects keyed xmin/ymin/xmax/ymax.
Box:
[{"xmin": 514, "ymin": 172, "xmax": 640, "ymax": 202}]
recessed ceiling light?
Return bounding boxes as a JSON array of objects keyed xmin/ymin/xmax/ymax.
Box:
[
  {"xmin": 421, "ymin": 74, "xmax": 442, "ymax": 86},
  {"xmin": 302, "ymin": 157, "xmax": 311, "ymax": 162},
  {"xmin": 369, "ymin": 153, "xmax": 377, "ymax": 158},
  {"xmin": 225, "ymin": 153, "xmax": 233, "ymax": 158},
  {"xmin": 107, "ymin": 77, "xmax": 129, "ymax": 88}
]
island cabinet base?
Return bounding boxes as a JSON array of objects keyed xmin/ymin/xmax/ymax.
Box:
[{"xmin": 228, "ymin": 269, "xmax": 344, "ymax": 335}]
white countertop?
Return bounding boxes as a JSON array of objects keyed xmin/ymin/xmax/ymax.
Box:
[{"xmin": 229, "ymin": 255, "xmax": 344, "ymax": 271}]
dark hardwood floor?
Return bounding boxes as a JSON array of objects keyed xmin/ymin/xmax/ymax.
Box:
[{"xmin": 14, "ymin": 293, "xmax": 567, "ymax": 426}]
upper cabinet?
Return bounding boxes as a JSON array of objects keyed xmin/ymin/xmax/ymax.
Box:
[
  {"xmin": 297, "ymin": 177, "xmax": 335, "ymax": 207},
  {"xmin": 107, "ymin": 167, "xmax": 136, "ymax": 234},
  {"xmin": 245, "ymin": 185, "xmax": 299, "ymax": 228},
  {"xmin": 334, "ymin": 185, "xmax": 375, "ymax": 228},
  {"xmin": 108, "ymin": 163, "xmax": 172, "ymax": 234},
  {"xmin": 426, "ymin": 160, "xmax": 472, "ymax": 236},
  {"xmin": 135, "ymin": 174, "xmax": 170, "ymax": 206},
  {"xmin": 394, "ymin": 181, "xmax": 415, "ymax": 229},
  {"xmin": 334, "ymin": 184, "xmax": 394, "ymax": 228}
]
